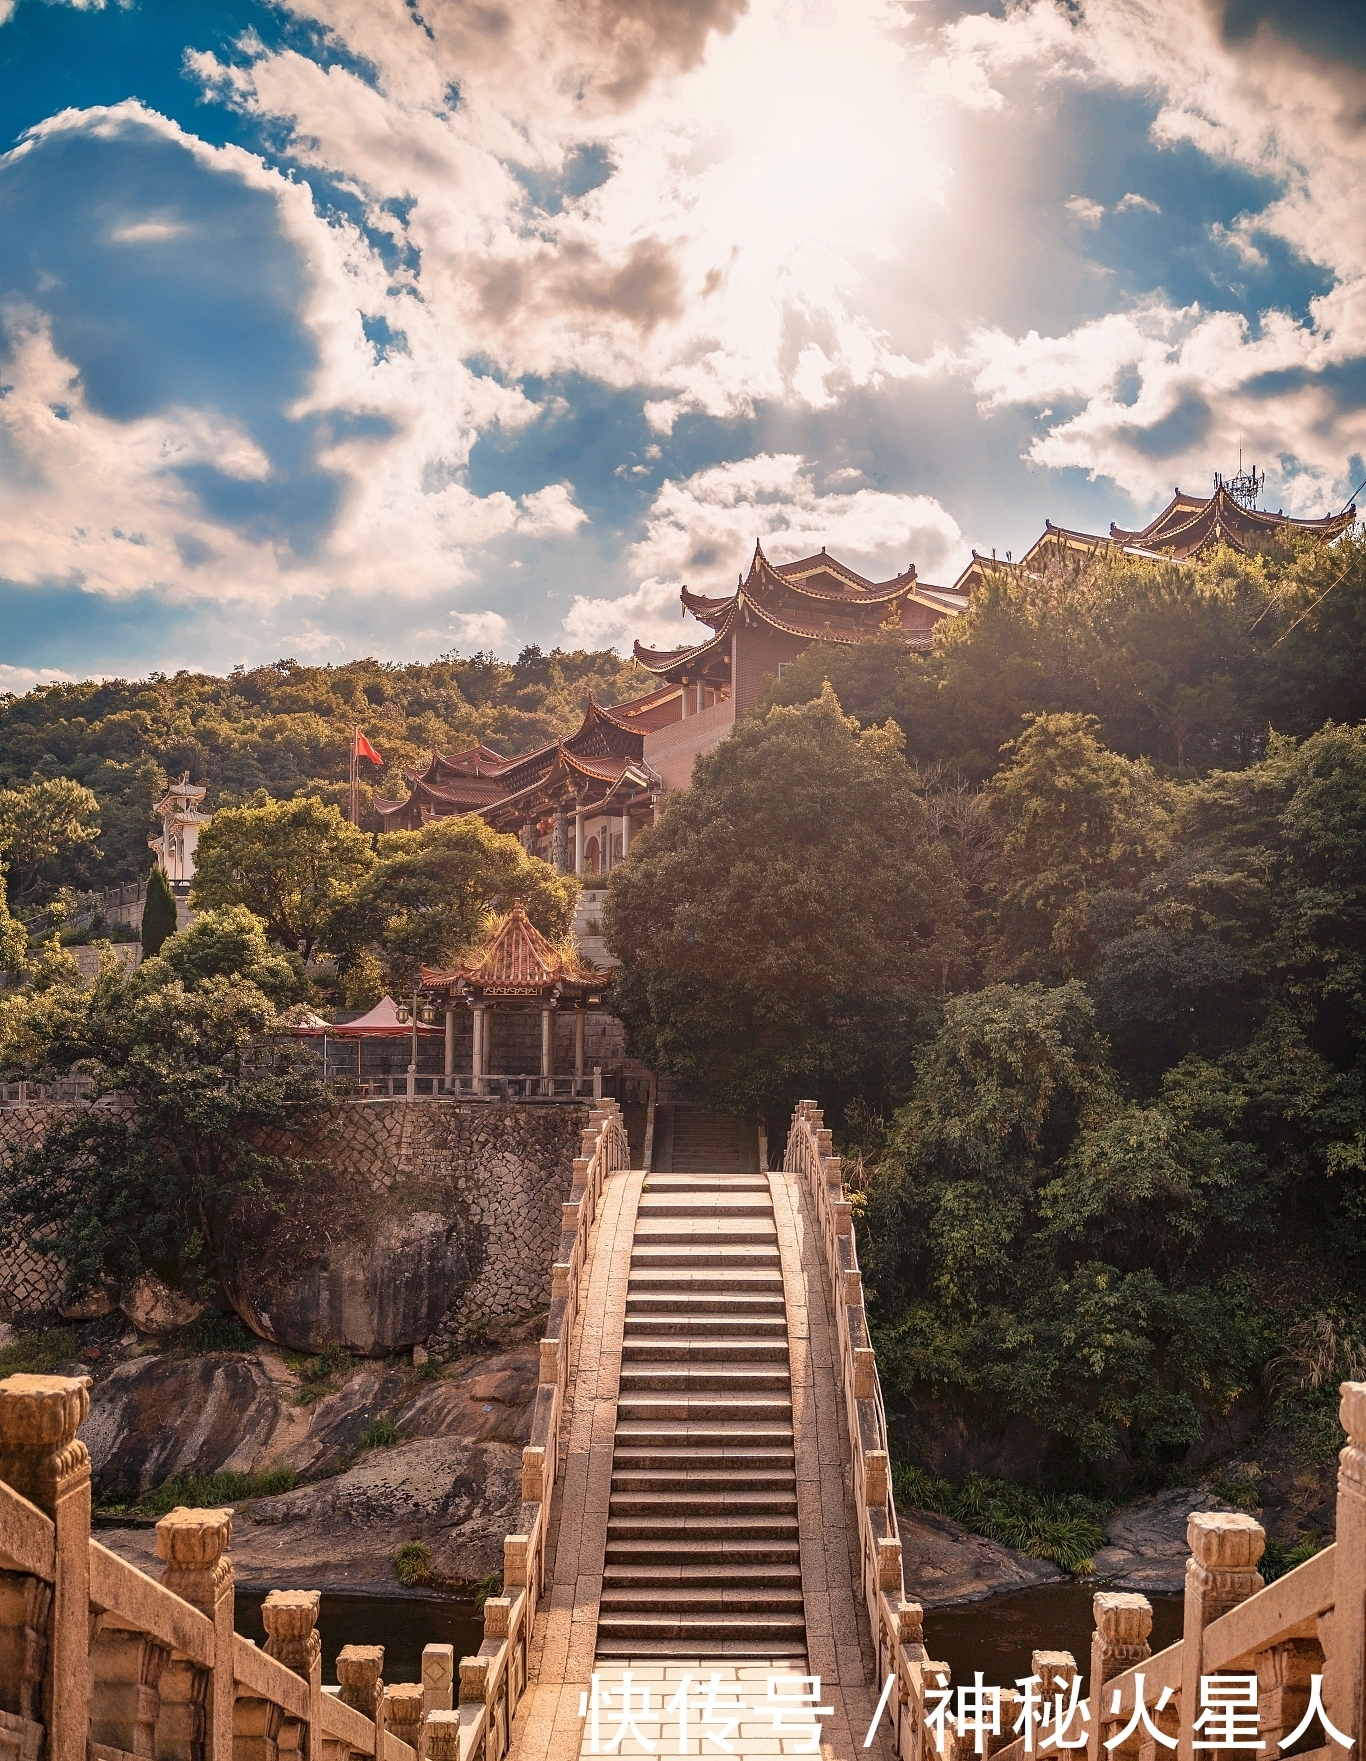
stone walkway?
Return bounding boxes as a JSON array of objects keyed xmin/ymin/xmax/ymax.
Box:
[{"xmin": 510, "ymin": 1159, "xmax": 895, "ymax": 1761}]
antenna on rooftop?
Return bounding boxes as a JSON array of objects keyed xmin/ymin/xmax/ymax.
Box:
[{"xmin": 1215, "ymin": 445, "xmax": 1263, "ymax": 510}]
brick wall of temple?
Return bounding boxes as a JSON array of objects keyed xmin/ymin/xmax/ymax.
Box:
[{"xmin": 732, "ymin": 624, "xmax": 806, "ymax": 714}]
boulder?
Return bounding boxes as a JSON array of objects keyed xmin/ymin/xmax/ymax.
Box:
[
  {"xmin": 226, "ymin": 1209, "xmax": 471, "ymax": 1357},
  {"xmin": 897, "ymin": 1508, "xmax": 1065, "ymax": 1608},
  {"xmin": 59, "ymin": 1286, "xmax": 115, "ymax": 1321},
  {"xmin": 1091, "ymin": 1487, "xmax": 1240, "ymax": 1595},
  {"xmin": 81, "ymin": 1353, "xmax": 289, "ymax": 1495},
  {"xmin": 120, "ymin": 1273, "xmax": 203, "ymax": 1334}
]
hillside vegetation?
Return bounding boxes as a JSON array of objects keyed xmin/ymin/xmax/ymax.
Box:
[
  {"xmin": 607, "ymin": 534, "xmax": 1366, "ymax": 1532},
  {"xmin": 0, "ymin": 646, "xmax": 644, "ymax": 897}
]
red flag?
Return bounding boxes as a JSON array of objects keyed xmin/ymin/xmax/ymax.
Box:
[{"xmin": 355, "ymin": 729, "xmax": 383, "ymax": 765}]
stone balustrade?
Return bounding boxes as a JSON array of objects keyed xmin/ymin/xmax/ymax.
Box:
[
  {"xmin": 0, "ymin": 1100, "xmax": 630, "ymax": 1761},
  {"xmin": 452, "ymin": 1097, "xmax": 630, "ymax": 1761},
  {"xmin": 784, "ymin": 1097, "xmax": 1366, "ymax": 1761}
]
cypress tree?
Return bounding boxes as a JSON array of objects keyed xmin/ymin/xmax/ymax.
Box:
[{"xmin": 141, "ymin": 865, "xmax": 179, "ymax": 957}]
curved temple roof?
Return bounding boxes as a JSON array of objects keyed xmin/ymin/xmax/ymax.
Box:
[{"xmin": 634, "ymin": 540, "xmax": 958, "ymax": 679}]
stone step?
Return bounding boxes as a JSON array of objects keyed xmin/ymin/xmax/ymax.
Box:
[
  {"xmin": 645, "ymin": 1171, "xmax": 768, "ymax": 1183},
  {"xmin": 637, "ymin": 1200, "xmax": 775, "ymax": 1218},
  {"xmin": 610, "ymin": 1446, "xmax": 797, "ymax": 1472},
  {"xmin": 604, "ymin": 1537, "xmax": 802, "ymax": 1566},
  {"xmin": 617, "ymin": 1369, "xmax": 792, "ymax": 1396},
  {"xmin": 630, "ymin": 1247, "xmax": 781, "ymax": 1270},
  {"xmin": 620, "ymin": 1339, "xmax": 791, "ymax": 1363},
  {"xmin": 633, "ymin": 1227, "xmax": 779, "ymax": 1247},
  {"xmin": 602, "ymin": 1562, "xmax": 804, "ymax": 1588},
  {"xmin": 607, "ymin": 1512, "xmax": 799, "ymax": 1539},
  {"xmin": 615, "ymin": 1394, "xmax": 793, "ymax": 1423},
  {"xmin": 610, "ymin": 1475, "xmax": 797, "ymax": 1500},
  {"xmin": 628, "ymin": 1271, "xmax": 786, "ymax": 1294},
  {"xmin": 595, "ymin": 1615, "xmax": 807, "ymax": 1645},
  {"xmin": 622, "ymin": 1313, "xmax": 789, "ymax": 1335},
  {"xmin": 615, "ymin": 1422, "xmax": 796, "ymax": 1448},
  {"xmin": 591, "ymin": 1627, "xmax": 806, "ymax": 1655},
  {"xmin": 599, "ymin": 1586, "xmax": 806, "ymax": 1613},
  {"xmin": 609, "ymin": 1491, "xmax": 798, "ymax": 1516}
]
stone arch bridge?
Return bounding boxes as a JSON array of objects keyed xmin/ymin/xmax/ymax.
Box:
[{"xmin": 3, "ymin": 1100, "xmax": 1366, "ymax": 1761}]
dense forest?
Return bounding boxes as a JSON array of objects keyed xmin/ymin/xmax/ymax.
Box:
[
  {"xmin": 608, "ymin": 533, "xmax": 1366, "ymax": 1533},
  {"xmin": 0, "ymin": 646, "xmax": 645, "ymax": 897}
]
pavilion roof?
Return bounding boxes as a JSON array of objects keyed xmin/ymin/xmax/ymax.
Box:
[{"xmin": 421, "ymin": 902, "xmax": 611, "ymax": 1002}]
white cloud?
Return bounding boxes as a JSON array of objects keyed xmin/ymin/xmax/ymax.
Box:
[
  {"xmin": 0, "ymin": 662, "xmax": 77, "ymax": 694},
  {"xmin": 448, "ymin": 609, "xmax": 511, "ymax": 648},
  {"xmin": 109, "ymin": 218, "xmax": 188, "ymax": 242},
  {"xmin": 564, "ymin": 452, "xmax": 966, "ymax": 650},
  {"xmin": 1066, "ymin": 195, "xmax": 1105, "ymax": 228},
  {"xmin": 1116, "ymin": 192, "xmax": 1160, "ymax": 214},
  {"xmin": 916, "ymin": 0, "xmax": 1366, "ymax": 510}
]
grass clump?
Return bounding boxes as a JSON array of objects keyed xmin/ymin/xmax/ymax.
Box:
[
  {"xmin": 1262, "ymin": 1533, "xmax": 1327, "ymax": 1582},
  {"xmin": 475, "ymin": 1570, "xmax": 504, "ymax": 1609},
  {"xmin": 395, "ymin": 1540, "xmax": 432, "ymax": 1587},
  {"xmin": 359, "ymin": 1415, "xmax": 402, "ymax": 1449},
  {"xmin": 97, "ymin": 1465, "xmax": 298, "ymax": 1519},
  {"xmin": 285, "ymin": 1345, "xmax": 356, "ymax": 1405},
  {"xmin": 894, "ymin": 1462, "xmax": 1111, "ymax": 1574},
  {"xmin": 0, "ymin": 1326, "xmax": 81, "ymax": 1377}
]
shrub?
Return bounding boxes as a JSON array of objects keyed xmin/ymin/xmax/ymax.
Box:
[
  {"xmin": 395, "ymin": 1540, "xmax": 432, "ymax": 1586},
  {"xmin": 893, "ymin": 1462, "xmax": 1111, "ymax": 1574},
  {"xmin": 359, "ymin": 1415, "xmax": 402, "ymax": 1449}
]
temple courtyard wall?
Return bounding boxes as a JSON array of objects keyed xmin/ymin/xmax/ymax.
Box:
[{"xmin": 0, "ymin": 1098, "xmax": 591, "ymax": 1356}]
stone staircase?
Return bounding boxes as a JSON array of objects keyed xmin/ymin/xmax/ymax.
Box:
[
  {"xmin": 596, "ymin": 1159, "xmax": 806, "ymax": 1660},
  {"xmin": 651, "ymin": 1104, "xmax": 761, "ymax": 1174}
]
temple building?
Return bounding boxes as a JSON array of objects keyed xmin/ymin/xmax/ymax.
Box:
[
  {"xmin": 375, "ymin": 539, "xmax": 964, "ymax": 872},
  {"xmin": 374, "ymin": 475, "xmax": 1356, "ymax": 876},
  {"xmin": 1011, "ymin": 474, "xmax": 1356, "ymax": 575}
]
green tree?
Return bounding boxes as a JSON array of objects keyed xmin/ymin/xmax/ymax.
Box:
[
  {"xmin": 0, "ymin": 777, "xmax": 100, "ymax": 901},
  {"xmin": 190, "ymin": 795, "xmax": 374, "ymax": 962},
  {"xmin": 0, "ymin": 944, "xmax": 323, "ymax": 1301},
  {"xmin": 141, "ymin": 865, "xmax": 179, "ymax": 957},
  {"xmin": 342, "ymin": 814, "xmax": 577, "ymax": 988},
  {"xmin": 987, "ymin": 712, "xmax": 1172, "ymax": 979},
  {"xmin": 865, "ymin": 982, "xmax": 1267, "ymax": 1466},
  {"xmin": 605, "ymin": 684, "xmax": 961, "ymax": 1122},
  {"xmin": 151, "ymin": 906, "xmax": 303, "ymax": 1007}
]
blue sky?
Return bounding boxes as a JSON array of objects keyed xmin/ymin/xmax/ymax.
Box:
[{"xmin": 0, "ymin": 0, "xmax": 1362, "ymax": 685}]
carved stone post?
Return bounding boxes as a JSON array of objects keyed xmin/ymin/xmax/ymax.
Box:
[
  {"xmin": 423, "ymin": 1642, "xmax": 455, "ymax": 1714},
  {"xmin": 156, "ymin": 1506, "xmax": 234, "ymax": 1761},
  {"xmin": 1257, "ymin": 1640, "xmax": 1320, "ymax": 1758},
  {"xmin": 1087, "ymin": 1593, "xmax": 1152, "ymax": 1761},
  {"xmin": 336, "ymin": 1644, "xmax": 384, "ymax": 1721},
  {"xmin": 425, "ymin": 1709, "xmax": 461, "ymax": 1761},
  {"xmin": 1332, "ymin": 1382, "xmax": 1366, "ymax": 1751},
  {"xmin": 1177, "ymin": 1513, "xmax": 1265, "ymax": 1761},
  {"xmin": 0, "ymin": 1372, "xmax": 92, "ymax": 1761},
  {"xmin": 383, "ymin": 1681, "xmax": 425, "ymax": 1748},
  {"xmin": 262, "ymin": 1589, "xmax": 322, "ymax": 1749},
  {"xmin": 552, "ymin": 806, "xmax": 569, "ymax": 873}
]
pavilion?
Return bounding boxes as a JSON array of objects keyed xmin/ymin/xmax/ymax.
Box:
[{"xmin": 420, "ymin": 902, "xmax": 611, "ymax": 1096}]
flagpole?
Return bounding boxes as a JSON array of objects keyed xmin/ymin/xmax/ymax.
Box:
[{"xmin": 349, "ymin": 728, "xmax": 358, "ymax": 826}]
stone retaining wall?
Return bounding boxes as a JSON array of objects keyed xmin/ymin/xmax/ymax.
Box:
[
  {"xmin": 0, "ymin": 1106, "xmax": 68, "ymax": 1317},
  {"xmin": 1, "ymin": 1099, "xmax": 591, "ymax": 1353}
]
